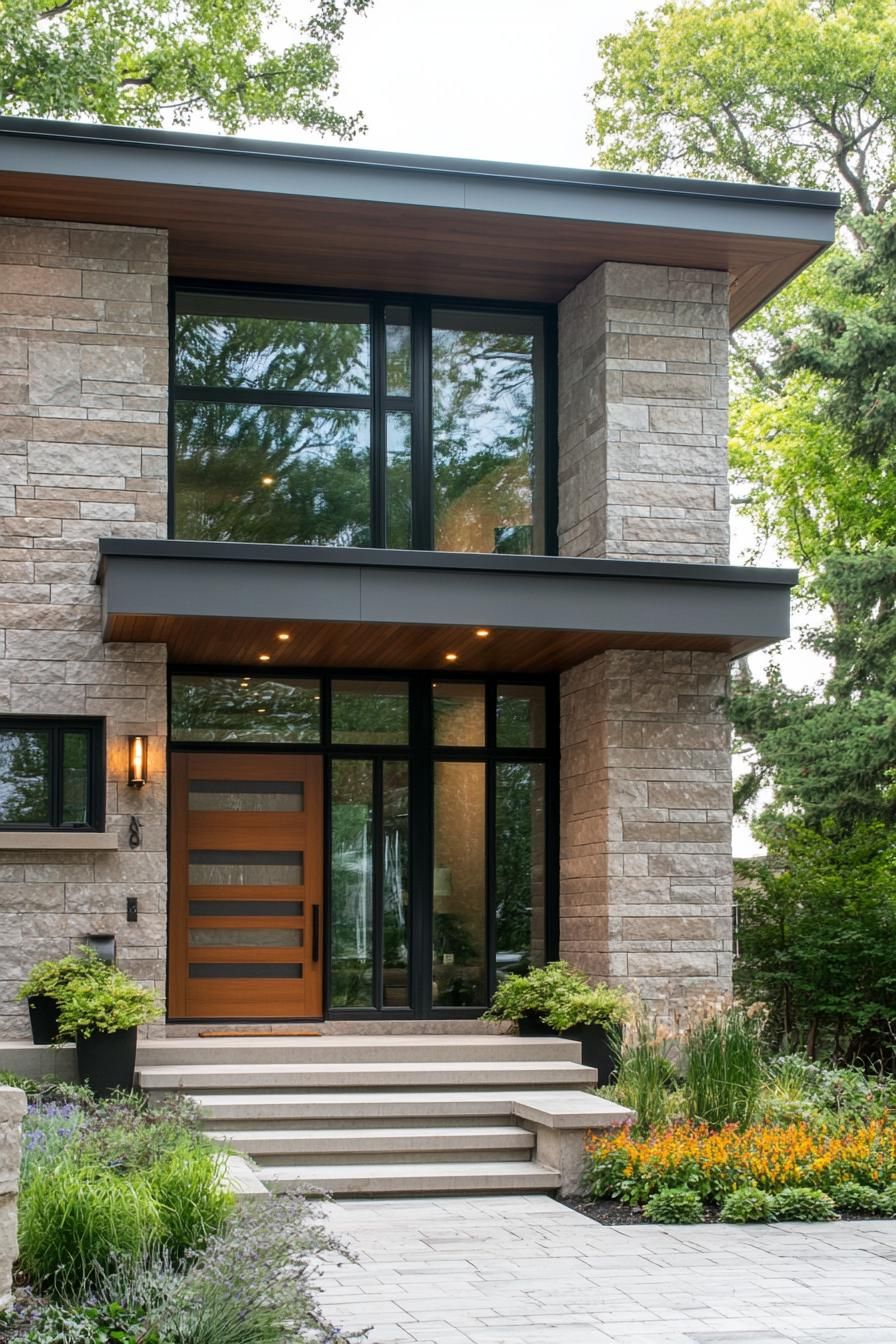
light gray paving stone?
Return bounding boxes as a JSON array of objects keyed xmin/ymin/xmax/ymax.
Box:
[{"xmin": 315, "ymin": 1198, "xmax": 896, "ymax": 1344}]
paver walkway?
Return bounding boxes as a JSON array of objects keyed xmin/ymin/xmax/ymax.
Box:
[{"xmin": 316, "ymin": 1195, "xmax": 896, "ymax": 1344}]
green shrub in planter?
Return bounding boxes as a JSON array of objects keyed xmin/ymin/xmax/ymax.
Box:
[
  {"xmin": 834, "ymin": 1181, "xmax": 888, "ymax": 1215},
  {"xmin": 16, "ymin": 948, "xmax": 113, "ymax": 1044},
  {"xmin": 772, "ymin": 1187, "xmax": 838, "ymax": 1222},
  {"xmin": 720, "ymin": 1186, "xmax": 776, "ymax": 1223},
  {"xmin": 57, "ymin": 970, "xmax": 162, "ymax": 1097},
  {"xmin": 642, "ymin": 1187, "xmax": 704, "ymax": 1224},
  {"xmin": 483, "ymin": 961, "xmax": 629, "ymax": 1079}
]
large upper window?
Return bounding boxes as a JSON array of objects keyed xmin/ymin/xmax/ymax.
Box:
[{"xmin": 173, "ymin": 289, "xmax": 551, "ymax": 554}]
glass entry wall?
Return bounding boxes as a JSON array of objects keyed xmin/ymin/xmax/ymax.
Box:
[
  {"xmin": 170, "ymin": 670, "xmax": 556, "ymax": 1017},
  {"xmin": 171, "ymin": 287, "xmax": 554, "ymax": 555}
]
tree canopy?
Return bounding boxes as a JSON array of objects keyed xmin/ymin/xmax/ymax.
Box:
[
  {"xmin": 589, "ymin": 0, "xmax": 896, "ymax": 222},
  {"xmin": 0, "ymin": 0, "xmax": 369, "ymax": 135}
]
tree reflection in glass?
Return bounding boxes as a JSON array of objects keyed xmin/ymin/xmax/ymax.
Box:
[
  {"xmin": 175, "ymin": 298, "xmax": 371, "ymax": 546},
  {"xmin": 432, "ymin": 311, "xmax": 543, "ymax": 555}
]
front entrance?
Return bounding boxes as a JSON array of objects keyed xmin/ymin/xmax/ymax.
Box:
[{"xmin": 169, "ymin": 752, "xmax": 324, "ymax": 1020}]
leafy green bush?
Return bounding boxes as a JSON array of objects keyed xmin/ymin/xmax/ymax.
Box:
[
  {"xmin": 761, "ymin": 1054, "xmax": 896, "ymax": 1125},
  {"xmin": 682, "ymin": 1005, "xmax": 764, "ymax": 1128},
  {"xmin": 772, "ymin": 1187, "xmax": 838, "ymax": 1221},
  {"xmin": 720, "ymin": 1186, "xmax": 776, "ymax": 1223},
  {"xmin": 642, "ymin": 1187, "xmax": 704, "ymax": 1223},
  {"xmin": 834, "ymin": 1181, "xmax": 888, "ymax": 1214},
  {"xmin": 544, "ymin": 984, "xmax": 631, "ymax": 1032},
  {"xmin": 484, "ymin": 961, "xmax": 629, "ymax": 1030},
  {"xmin": 734, "ymin": 821, "xmax": 896, "ymax": 1063},
  {"xmin": 16, "ymin": 948, "xmax": 112, "ymax": 1006},
  {"xmin": 610, "ymin": 1010, "xmax": 679, "ymax": 1137},
  {"xmin": 3, "ymin": 1296, "xmax": 155, "ymax": 1343},
  {"xmin": 56, "ymin": 969, "xmax": 162, "ymax": 1038}
]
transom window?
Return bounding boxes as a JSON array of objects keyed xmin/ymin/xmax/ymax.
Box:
[
  {"xmin": 0, "ymin": 719, "xmax": 104, "ymax": 831},
  {"xmin": 172, "ymin": 288, "xmax": 552, "ymax": 554}
]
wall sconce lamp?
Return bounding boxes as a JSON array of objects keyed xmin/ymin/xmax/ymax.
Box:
[{"xmin": 127, "ymin": 735, "xmax": 148, "ymax": 789}]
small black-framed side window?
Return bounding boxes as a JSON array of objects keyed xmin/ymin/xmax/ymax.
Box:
[{"xmin": 0, "ymin": 718, "xmax": 105, "ymax": 831}]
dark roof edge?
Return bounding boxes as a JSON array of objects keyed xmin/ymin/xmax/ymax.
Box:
[
  {"xmin": 96, "ymin": 537, "xmax": 798, "ymax": 588},
  {"xmin": 0, "ymin": 116, "xmax": 841, "ymax": 212}
]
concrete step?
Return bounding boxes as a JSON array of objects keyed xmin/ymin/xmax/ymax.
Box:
[
  {"xmin": 259, "ymin": 1159, "xmax": 561, "ymax": 1196},
  {"xmin": 206, "ymin": 1124, "xmax": 534, "ymax": 1163},
  {"xmin": 136, "ymin": 1033, "xmax": 580, "ymax": 1066},
  {"xmin": 193, "ymin": 1089, "xmax": 519, "ymax": 1125},
  {"xmin": 138, "ymin": 1059, "xmax": 598, "ymax": 1093}
]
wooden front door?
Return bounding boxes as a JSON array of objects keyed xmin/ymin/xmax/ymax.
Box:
[{"xmin": 169, "ymin": 753, "xmax": 323, "ymax": 1020}]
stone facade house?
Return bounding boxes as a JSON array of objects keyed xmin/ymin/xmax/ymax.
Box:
[{"xmin": 0, "ymin": 118, "xmax": 838, "ymax": 1034}]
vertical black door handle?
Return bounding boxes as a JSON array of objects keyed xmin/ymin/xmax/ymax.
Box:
[{"xmin": 312, "ymin": 904, "xmax": 320, "ymax": 963}]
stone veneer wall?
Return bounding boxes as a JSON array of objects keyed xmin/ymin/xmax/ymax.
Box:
[
  {"xmin": 0, "ymin": 218, "xmax": 168, "ymax": 1037},
  {"xmin": 0, "ymin": 1085, "xmax": 25, "ymax": 1304},
  {"xmin": 557, "ymin": 263, "xmax": 733, "ymax": 1009}
]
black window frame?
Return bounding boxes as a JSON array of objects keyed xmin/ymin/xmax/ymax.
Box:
[
  {"xmin": 168, "ymin": 667, "xmax": 559, "ymax": 1020},
  {"xmin": 169, "ymin": 281, "xmax": 558, "ymax": 555},
  {"xmin": 0, "ymin": 716, "xmax": 105, "ymax": 832}
]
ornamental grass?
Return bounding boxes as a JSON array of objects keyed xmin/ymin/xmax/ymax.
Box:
[{"xmin": 588, "ymin": 1116, "xmax": 896, "ymax": 1207}]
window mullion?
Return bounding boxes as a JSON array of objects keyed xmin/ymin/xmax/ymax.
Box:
[
  {"xmin": 411, "ymin": 301, "xmax": 432, "ymax": 550},
  {"xmin": 371, "ymin": 303, "xmax": 386, "ymax": 548},
  {"xmin": 49, "ymin": 725, "xmax": 62, "ymax": 829}
]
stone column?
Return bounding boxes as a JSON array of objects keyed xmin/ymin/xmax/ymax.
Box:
[
  {"xmin": 0, "ymin": 220, "xmax": 169, "ymax": 1035},
  {"xmin": 557, "ymin": 263, "xmax": 733, "ymax": 1009},
  {"xmin": 0, "ymin": 1085, "xmax": 26, "ymax": 1306}
]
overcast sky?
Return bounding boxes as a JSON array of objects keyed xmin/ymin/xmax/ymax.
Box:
[
  {"xmin": 231, "ymin": 0, "xmax": 824, "ymax": 854},
  {"xmin": 258, "ymin": 0, "xmax": 644, "ymax": 167}
]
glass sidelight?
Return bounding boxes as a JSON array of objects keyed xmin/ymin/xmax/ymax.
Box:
[
  {"xmin": 432, "ymin": 762, "xmax": 487, "ymax": 1007},
  {"xmin": 329, "ymin": 758, "xmax": 410, "ymax": 1010}
]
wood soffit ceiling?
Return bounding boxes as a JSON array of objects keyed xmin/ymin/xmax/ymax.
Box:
[
  {"xmin": 102, "ymin": 612, "xmax": 767, "ymax": 673},
  {"xmin": 0, "ymin": 170, "xmax": 825, "ymax": 324}
]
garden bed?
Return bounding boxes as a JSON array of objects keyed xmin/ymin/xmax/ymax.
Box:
[
  {"xmin": 562, "ymin": 1195, "xmax": 891, "ymax": 1226},
  {"xmin": 0, "ymin": 1077, "xmax": 352, "ymax": 1344}
]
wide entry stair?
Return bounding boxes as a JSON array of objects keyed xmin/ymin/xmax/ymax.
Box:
[{"xmin": 136, "ymin": 1034, "xmax": 625, "ymax": 1197}]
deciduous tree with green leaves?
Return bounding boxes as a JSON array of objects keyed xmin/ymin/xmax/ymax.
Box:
[
  {"xmin": 0, "ymin": 0, "xmax": 369, "ymax": 135},
  {"xmin": 589, "ymin": 0, "xmax": 896, "ymax": 571}
]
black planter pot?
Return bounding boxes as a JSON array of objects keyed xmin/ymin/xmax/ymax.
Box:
[
  {"xmin": 75, "ymin": 1027, "xmax": 138, "ymax": 1097},
  {"xmin": 516, "ymin": 1011, "xmax": 556, "ymax": 1037},
  {"xmin": 515, "ymin": 1014, "xmax": 617, "ymax": 1083},
  {"xmin": 560, "ymin": 1023, "xmax": 617, "ymax": 1083},
  {"xmin": 27, "ymin": 994, "xmax": 61, "ymax": 1045}
]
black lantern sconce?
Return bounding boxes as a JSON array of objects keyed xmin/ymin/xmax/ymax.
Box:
[{"xmin": 127, "ymin": 735, "xmax": 148, "ymax": 789}]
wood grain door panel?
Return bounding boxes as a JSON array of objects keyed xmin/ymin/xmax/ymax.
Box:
[{"xmin": 169, "ymin": 752, "xmax": 323, "ymax": 1020}]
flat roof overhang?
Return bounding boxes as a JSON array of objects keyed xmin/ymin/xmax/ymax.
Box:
[
  {"xmin": 0, "ymin": 118, "xmax": 839, "ymax": 326},
  {"xmin": 97, "ymin": 540, "xmax": 796, "ymax": 673}
]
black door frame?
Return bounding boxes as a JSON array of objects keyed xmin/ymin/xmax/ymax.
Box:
[{"xmin": 167, "ymin": 665, "xmax": 559, "ymax": 1020}]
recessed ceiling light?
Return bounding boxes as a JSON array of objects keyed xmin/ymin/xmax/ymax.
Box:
[
  {"xmin": 261, "ymin": 475, "xmax": 275, "ymax": 486},
  {"xmin": 258, "ymin": 654, "xmax": 271, "ymax": 662},
  {"xmin": 475, "ymin": 629, "xmax": 490, "ymax": 638},
  {"xmin": 445, "ymin": 652, "xmax": 458, "ymax": 662},
  {"xmin": 276, "ymin": 632, "xmax": 290, "ymax": 641}
]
